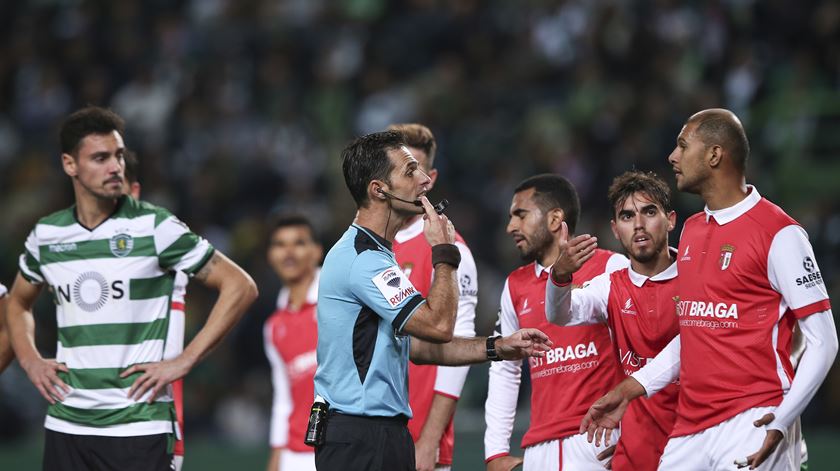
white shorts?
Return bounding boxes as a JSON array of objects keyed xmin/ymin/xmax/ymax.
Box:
[
  {"xmin": 279, "ymin": 449, "xmax": 316, "ymax": 471},
  {"xmin": 658, "ymin": 406, "xmax": 800, "ymax": 470},
  {"xmin": 523, "ymin": 432, "xmax": 618, "ymax": 471}
]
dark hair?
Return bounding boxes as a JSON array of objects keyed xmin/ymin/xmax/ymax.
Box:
[
  {"xmin": 341, "ymin": 130, "xmax": 405, "ymax": 208},
  {"xmin": 687, "ymin": 111, "xmax": 750, "ymax": 172},
  {"xmin": 514, "ymin": 174, "xmax": 580, "ymax": 233},
  {"xmin": 269, "ymin": 214, "xmax": 318, "ymax": 243},
  {"xmin": 387, "ymin": 123, "xmax": 437, "ymax": 168},
  {"xmin": 124, "ymin": 149, "xmax": 139, "ymax": 184},
  {"xmin": 608, "ymin": 170, "xmax": 672, "ymax": 218},
  {"xmin": 60, "ymin": 106, "xmax": 126, "ymax": 156}
]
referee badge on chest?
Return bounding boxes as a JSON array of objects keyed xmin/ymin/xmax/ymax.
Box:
[{"xmin": 718, "ymin": 244, "xmax": 735, "ymax": 270}]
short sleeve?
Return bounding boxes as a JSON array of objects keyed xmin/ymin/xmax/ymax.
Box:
[
  {"xmin": 350, "ymin": 251, "xmax": 425, "ymax": 333},
  {"xmin": 0, "ymin": 283, "xmax": 7, "ymax": 298},
  {"xmin": 768, "ymin": 225, "xmax": 831, "ymax": 319},
  {"xmin": 19, "ymin": 229, "xmax": 45, "ymax": 284},
  {"xmin": 154, "ymin": 212, "xmax": 215, "ymax": 275}
]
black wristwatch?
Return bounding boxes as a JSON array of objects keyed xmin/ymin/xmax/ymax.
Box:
[{"xmin": 486, "ymin": 335, "xmax": 502, "ymax": 361}]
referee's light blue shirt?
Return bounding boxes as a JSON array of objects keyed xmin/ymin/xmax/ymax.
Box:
[{"xmin": 314, "ymin": 224, "xmax": 426, "ymax": 417}]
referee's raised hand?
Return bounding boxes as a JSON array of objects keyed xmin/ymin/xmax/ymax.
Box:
[{"xmin": 421, "ymin": 195, "xmax": 455, "ymax": 246}]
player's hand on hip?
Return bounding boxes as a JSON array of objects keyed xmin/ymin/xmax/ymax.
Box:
[
  {"xmin": 121, "ymin": 356, "xmax": 192, "ymax": 403},
  {"xmin": 551, "ymin": 222, "xmax": 597, "ymax": 282},
  {"xmin": 421, "ymin": 196, "xmax": 455, "ymax": 246},
  {"xmin": 22, "ymin": 357, "xmax": 69, "ymax": 404},
  {"xmin": 486, "ymin": 455, "xmax": 523, "ymax": 471},
  {"xmin": 737, "ymin": 413, "xmax": 782, "ymax": 469},
  {"xmin": 496, "ymin": 328, "xmax": 553, "ymax": 360}
]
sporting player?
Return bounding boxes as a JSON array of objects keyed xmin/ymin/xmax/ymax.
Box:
[
  {"xmin": 389, "ymin": 123, "xmax": 477, "ymax": 471},
  {"xmin": 545, "ymin": 170, "xmax": 680, "ymax": 470},
  {"xmin": 485, "ymin": 174, "xmax": 628, "ymax": 471},
  {"xmin": 580, "ymin": 109, "xmax": 838, "ymax": 470},
  {"xmin": 0, "ymin": 282, "xmax": 13, "ymax": 373},
  {"xmin": 5, "ymin": 106, "xmax": 258, "ymax": 471},
  {"xmin": 123, "ymin": 150, "xmax": 189, "ymax": 471},
  {"xmin": 264, "ymin": 215, "xmax": 322, "ymax": 471}
]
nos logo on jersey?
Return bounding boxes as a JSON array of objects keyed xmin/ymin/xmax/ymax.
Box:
[
  {"xmin": 109, "ymin": 233, "xmax": 134, "ymax": 257},
  {"xmin": 51, "ymin": 271, "xmax": 125, "ymax": 312}
]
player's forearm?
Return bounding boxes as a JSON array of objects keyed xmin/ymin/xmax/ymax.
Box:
[
  {"xmin": 416, "ymin": 394, "xmax": 458, "ymax": 451},
  {"xmin": 6, "ymin": 302, "xmax": 42, "ymax": 369},
  {"xmin": 484, "ymin": 360, "xmax": 520, "ymax": 459},
  {"xmin": 630, "ymin": 334, "xmax": 681, "ymax": 397},
  {"xmin": 180, "ymin": 271, "xmax": 258, "ymax": 367},
  {"xmin": 545, "ymin": 277, "xmax": 573, "ymax": 325},
  {"xmin": 769, "ymin": 310, "xmax": 838, "ymax": 434},
  {"xmin": 266, "ymin": 448, "xmax": 281, "ymax": 471},
  {"xmin": 0, "ymin": 298, "xmax": 14, "ymax": 372}
]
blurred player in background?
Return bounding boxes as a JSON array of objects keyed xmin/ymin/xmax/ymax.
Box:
[
  {"xmin": 581, "ymin": 108, "xmax": 838, "ymax": 470},
  {"xmin": 389, "ymin": 123, "xmax": 478, "ymax": 471},
  {"xmin": 5, "ymin": 106, "xmax": 258, "ymax": 471},
  {"xmin": 0, "ymin": 282, "xmax": 13, "ymax": 373},
  {"xmin": 545, "ymin": 170, "xmax": 680, "ymax": 470},
  {"xmin": 122, "ymin": 150, "xmax": 189, "ymax": 471},
  {"xmin": 263, "ymin": 215, "xmax": 322, "ymax": 471},
  {"xmin": 485, "ymin": 174, "xmax": 628, "ymax": 471}
]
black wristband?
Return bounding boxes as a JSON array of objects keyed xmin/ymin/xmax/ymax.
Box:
[
  {"xmin": 486, "ymin": 335, "xmax": 502, "ymax": 361},
  {"xmin": 431, "ymin": 243, "xmax": 461, "ymax": 268}
]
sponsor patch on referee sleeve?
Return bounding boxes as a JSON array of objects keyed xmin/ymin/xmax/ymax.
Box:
[{"xmin": 372, "ymin": 266, "xmax": 418, "ymax": 308}]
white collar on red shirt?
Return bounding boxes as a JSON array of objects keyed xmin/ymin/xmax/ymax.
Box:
[
  {"xmin": 534, "ymin": 262, "xmax": 550, "ymax": 278},
  {"xmin": 627, "ymin": 247, "xmax": 679, "ymax": 287},
  {"xmin": 276, "ymin": 268, "xmax": 321, "ymax": 310},
  {"xmin": 394, "ymin": 217, "xmax": 424, "ymax": 243},
  {"xmin": 704, "ymin": 185, "xmax": 761, "ymax": 225}
]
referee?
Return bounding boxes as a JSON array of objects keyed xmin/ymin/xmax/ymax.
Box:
[{"xmin": 313, "ymin": 131, "xmax": 552, "ymax": 471}]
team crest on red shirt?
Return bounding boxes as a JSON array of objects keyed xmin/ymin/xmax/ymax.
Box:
[{"xmin": 719, "ymin": 244, "xmax": 735, "ymax": 270}]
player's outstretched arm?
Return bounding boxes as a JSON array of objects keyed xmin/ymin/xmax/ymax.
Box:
[
  {"xmin": 486, "ymin": 455, "xmax": 524, "ymax": 471},
  {"xmin": 123, "ymin": 251, "xmax": 258, "ymax": 402},
  {"xmin": 580, "ymin": 376, "xmax": 646, "ymax": 447},
  {"xmin": 410, "ymin": 328, "xmax": 552, "ymax": 366},
  {"xmin": 6, "ymin": 273, "xmax": 69, "ymax": 404}
]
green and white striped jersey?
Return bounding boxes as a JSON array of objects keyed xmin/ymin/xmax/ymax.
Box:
[{"xmin": 18, "ymin": 196, "xmax": 214, "ymax": 437}]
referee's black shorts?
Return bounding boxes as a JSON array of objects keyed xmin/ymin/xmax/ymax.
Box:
[
  {"xmin": 315, "ymin": 412, "xmax": 414, "ymax": 471},
  {"xmin": 43, "ymin": 430, "xmax": 173, "ymax": 471}
]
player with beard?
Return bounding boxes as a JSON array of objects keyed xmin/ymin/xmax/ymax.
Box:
[
  {"xmin": 580, "ymin": 109, "xmax": 837, "ymax": 470},
  {"xmin": 485, "ymin": 174, "xmax": 628, "ymax": 471},
  {"xmin": 544, "ymin": 171, "xmax": 680, "ymax": 470}
]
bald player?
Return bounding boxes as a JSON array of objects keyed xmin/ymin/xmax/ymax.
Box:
[{"xmin": 580, "ymin": 109, "xmax": 838, "ymax": 470}]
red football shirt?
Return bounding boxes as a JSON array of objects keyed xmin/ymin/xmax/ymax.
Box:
[{"xmin": 394, "ymin": 219, "xmax": 477, "ymax": 466}]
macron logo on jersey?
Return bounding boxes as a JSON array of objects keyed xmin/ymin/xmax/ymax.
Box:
[
  {"xmin": 677, "ymin": 299, "xmax": 739, "ymax": 319},
  {"xmin": 680, "ymin": 245, "xmax": 691, "ymax": 262},
  {"xmin": 620, "ymin": 298, "xmax": 637, "ymax": 316},
  {"xmin": 373, "ymin": 266, "xmax": 417, "ymax": 308}
]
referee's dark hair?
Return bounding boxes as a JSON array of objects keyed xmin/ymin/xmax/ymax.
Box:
[
  {"xmin": 341, "ymin": 130, "xmax": 406, "ymax": 208},
  {"xmin": 608, "ymin": 170, "xmax": 672, "ymax": 219},
  {"xmin": 514, "ymin": 174, "xmax": 580, "ymax": 234}
]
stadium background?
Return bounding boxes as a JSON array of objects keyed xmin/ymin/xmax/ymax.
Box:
[{"xmin": 0, "ymin": 0, "xmax": 838, "ymax": 468}]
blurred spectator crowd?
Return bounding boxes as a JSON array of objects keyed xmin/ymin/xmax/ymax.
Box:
[{"xmin": 1, "ymin": 0, "xmax": 839, "ymax": 444}]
